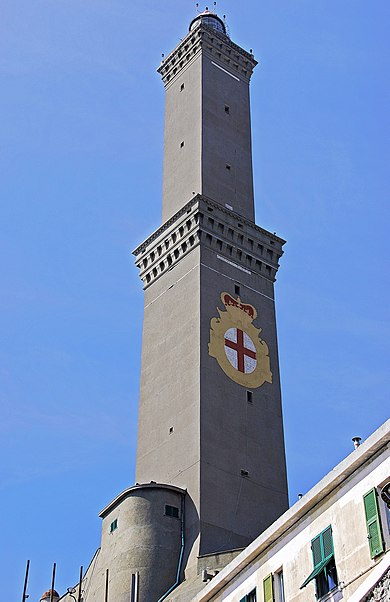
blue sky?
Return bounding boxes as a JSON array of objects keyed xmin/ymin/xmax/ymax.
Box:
[{"xmin": 1, "ymin": 1, "xmax": 389, "ymax": 599}]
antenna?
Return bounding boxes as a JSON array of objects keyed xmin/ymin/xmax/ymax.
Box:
[
  {"xmin": 196, "ymin": 2, "xmax": 199, "ymax": 13},
  {"xmin": 50, "ymin": 563, "xmax": 56, "ymax": 602},
  {"xmin": 77, "ymin": 566, "xmax": 83, "ymax": 602},
  {"xmin": 22, "ymin": 559, "xmax": 30, "ymax": 602},
  {"xmin": 105, "ymin": 569, "xmax": 109, "ymax": 602}
]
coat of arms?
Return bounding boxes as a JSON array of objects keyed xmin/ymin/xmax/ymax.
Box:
[{"xmin": 209, "ymin": 292, "xmax": 272, "ymax": 388}]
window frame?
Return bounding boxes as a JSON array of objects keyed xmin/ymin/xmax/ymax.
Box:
[
  {"xmin": 300, "ymin": 525, "xmax": 338, "ymax": 599},
  {"xmin": 274, "ymin": 569, "xmax": 285, "ymax": 602},
  {"xmin": 164, "ymin": 504, "xmax": 180, "ymax": 519},
  {"xmin": 239, "ymin": 588, "xmax": 257, "ymax": 602}
]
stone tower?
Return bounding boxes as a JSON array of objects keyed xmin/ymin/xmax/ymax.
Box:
[
  {"xmin": 58, "ymin": 10, "xmax": 289, "ymax": 602},
  {"xmin": 134, "ymin": 8, "xmax": 288, "ymax": 572}
]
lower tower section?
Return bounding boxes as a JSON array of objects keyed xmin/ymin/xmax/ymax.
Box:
[
  {"xmin": 76, "ymin": 484, "xmax": 186, "ymax": 602},
  {"xmin": 133, "ymin": 195, "xmax": 289, "ymax": 571}
]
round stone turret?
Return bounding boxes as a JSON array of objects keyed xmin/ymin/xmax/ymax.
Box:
[{"xmin": 189, "ymin": 9, "xmax": 227, "ymax": 35}]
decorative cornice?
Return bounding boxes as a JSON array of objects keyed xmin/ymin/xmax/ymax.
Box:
[
  {"xmin": 132, "ymin": 196, "xmax": 198, "ymax": 256},
  {"xmin": 133, "ymin": 195, "xmax": 285, "ymax": 290},
  {"xmin": 158, "ymin": 21, "xmax": 257, "ymax": 87}
]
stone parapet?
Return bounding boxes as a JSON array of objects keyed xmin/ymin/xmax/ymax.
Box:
[
  {"xmin": 133, "ymin": 195, "xmax": 285, "ymax": 289},
  {"xmin": 158, "ymin": 21, "xmax": 257, "ymax": 88}
]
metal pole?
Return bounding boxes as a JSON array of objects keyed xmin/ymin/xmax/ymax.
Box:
[
  {"xmin": 50, "ymin": 563, "xmax": 56, "ymax": 602},
  {"xmin": 22, "ymin": 559, "xmax": 30, "ymax": 602},
  {"xmin": 105, "ymin": 568, "xmax": 109, "ymax": 602},
  {"xmin": 78, "ymin": 566, "xmax": 83, "ymax": 602}
]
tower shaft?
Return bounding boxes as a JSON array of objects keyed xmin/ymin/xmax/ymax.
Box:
[{"xmin": 133, "ymin": 14, "xmax": 288, "ymax": 575}]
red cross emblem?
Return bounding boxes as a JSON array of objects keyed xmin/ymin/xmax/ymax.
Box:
[{"xmin": 224, "ymin": 328, "xmax": 257, "ymax": 374}]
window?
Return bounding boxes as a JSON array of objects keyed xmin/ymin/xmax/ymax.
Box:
[
  {"xmin": 240, "ymin": 469, "xmax": 249, "ymax": 477},
  {"xmin": 110, "ymin": 519, "xmax": 118, "ymax": 533},
  {"xmin": 226, "ymin": 164, "xmax": 231, "ymax": 170},
  {"xmin": 380, "ymin": 481, "xmax": 390, "ymax": 534},
  {"xmin": 364, "ymin": 488, "xmax": 385, "ymax": 558},
  {"xmin": 180, "ymin": 141, "xmax": 185, "ymax": 148},
  {"xmin": 240, "ymin": 588, "xmax": 256, "ymax": 602},
  {"xmin": 247, "ymin": 390, "xmax": 253, "ymax": 404},
  {"xmin": 181, "ymin": 83, "xmax": 185, "ymax": 91},
  {"xmin": 225, "ymin": 104, "xmax": 230, "ymax": 114},
  {"xmin": 263, "ymin": 574, "xmax": 274, "ymax": 602},
  {"xmin": 165, "ymin": 504, "xmax": 179, "ymax": 518},
  {"xmin": 235, "ymin": 284, "xmax": 240, "ymax": 295},
  {"xmin": 300, "ymin": 526, "xmax": 338, "ymax": 598},
  {"xmin": 275, "ymin": 570, "xmax": 285, "ymax": 602}
]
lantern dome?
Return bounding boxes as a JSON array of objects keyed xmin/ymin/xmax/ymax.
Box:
[{"xmin": 189, "ymin": 9, "xmax": 227, "ymax": 35}]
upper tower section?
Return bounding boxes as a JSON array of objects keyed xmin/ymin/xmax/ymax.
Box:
[{"xmin": 158, "ymin": 10, "xmax": 257, "ymax": 224}]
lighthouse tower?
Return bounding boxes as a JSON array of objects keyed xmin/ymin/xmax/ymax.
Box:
[
  {"xmin": 64, "ymin": 10, "xmax": 289, "ymax": 602},
  {"xmin": 133, "ymin": 4, "xmax": 288, "ymax": 586}
]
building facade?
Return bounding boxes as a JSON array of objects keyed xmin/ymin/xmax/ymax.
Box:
[{"xmin": 191, "ymin": 420, "xmax": 390, "ymax": 602}]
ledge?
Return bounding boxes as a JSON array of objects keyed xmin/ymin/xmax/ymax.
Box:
[{"xmin": 99, "ymin": 482, "xmax": 187, "ymax": 519}]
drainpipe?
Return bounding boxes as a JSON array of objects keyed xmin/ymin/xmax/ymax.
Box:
[{"xmin": 157, "ymin": 494, "xmax": 186, "ymax": 602}]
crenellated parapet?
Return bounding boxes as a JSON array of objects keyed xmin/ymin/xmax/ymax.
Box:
[
  {"xmin": 133, "ymin": 195, "xmax": 284, "ymax": 289},
  {"xmin": 158, "ymin": 21, "xmax": 257, "ymax": 88}
]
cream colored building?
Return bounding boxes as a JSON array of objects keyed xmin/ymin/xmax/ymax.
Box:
[{"xmin": 191, "ymin": 420, "xmax": 390, "ymax": 602}]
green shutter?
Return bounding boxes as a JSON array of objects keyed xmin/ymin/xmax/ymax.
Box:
[
  {"xmin": 263, "ymin": 574, "xmax": 273, "ymax": 602},
  {"xmin": 239, "ymin": 597, "xmax": 247, "ymax": 602},
  {"xmin": 322, "ymin": 526, "xmax": 334, "ymax": 561},
  {"xmin": 364, "ymin": 489, "xmax": 384, "ymax": 558},
  {"xmin": 300, "ymin": 557, "xmax": 332, "ymax": 589},
  {"xmin": 311, "ymin": 533, "xmax": 323, "ymax": 567},
  {"xmin": 301, "ymin": 526, "xmax": 334, "ymax": 590}
]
